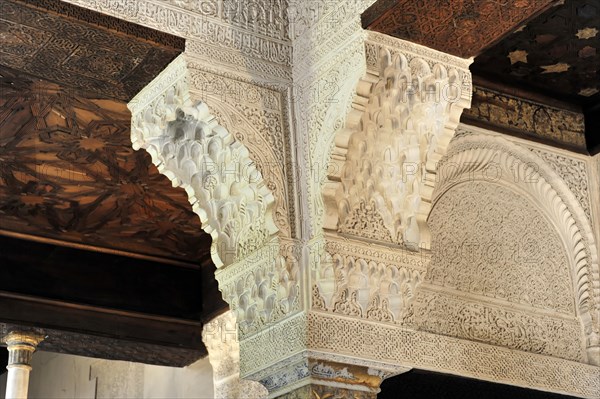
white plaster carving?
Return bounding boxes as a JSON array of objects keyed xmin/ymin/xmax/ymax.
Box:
[
  {"xmin": 529, "ymin": 148, "xmax": 592, "ymax": 222},
  {"xmin": 414, "ymin": 288, "xmax": 584, "ymax": 361},
  {"xmin": 79, "ymin": 0, "xmax": 600, "ymax": 394},
  {"xmin": 307, "ymin": 311, "xmax": 600, "ymax": 399},
  {"xmin": 312, "ymin": 235, "xmax": 428, "ymax": 325},
  {"xmin": 429, "ymin": 180, "xmax": 574, "ymax": 313},
  {"xmin": 432, "ymin": 126, "xmax": 599, "ymax": 365},
  {"xmin": 128, "ymin": 56, "xmax": 301, "ymax": 337},
  {"xmin": 187, "ymin": 64, "xmax": 293, "ymax": 237},
  {"xmin": 323, "ymin": 32, "xmax": 472, "ymax": 250},
  {"xmin": 202, "ymin": 311, "xmax": 268, "ymax": 399},
  {"xmin": 216, "ymin": 239, "xmax": 301, "ymax": 338},
  {"xmin": 128, "ymin": 55, "xmax": 278, "ymax": 268}
]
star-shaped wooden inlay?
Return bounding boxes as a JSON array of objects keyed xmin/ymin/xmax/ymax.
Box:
[
  {"xmin": 540, "ymin": 63, "xmax": 570, "ymax": 73},
  {"xmin": 579, "ymin": 87, "xmax": 599, "ymax": 97},
  {"xmin": 508, "ymin": 50, "xmax": 528, "ymax": 64},
  {"xmin": 576, "ymin": 27, "xmax": 598, "ymax": 39}
]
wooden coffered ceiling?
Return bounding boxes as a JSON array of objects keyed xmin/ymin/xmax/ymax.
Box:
[
  {"xmin": 365, "ymin": 0, "xmax": 600, "ymax": 154},
  {"xmin": 0, "ymin": 65, "xmax": 214, "ymax": 265},
  {"xmin": 362, "ymin": 0, "xmax": 557, "ymax": 58},
  {"xmin": 0, "ymin": 0, "xmax": 226, "ymax": 366},
  {"xmin": 0, "ymin": 0, "xmax": 184, "ymax": 100}
]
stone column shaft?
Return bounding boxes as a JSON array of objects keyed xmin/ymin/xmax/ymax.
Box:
[{"xmin": 3, "ymin": 332, "xmax": 44, "ymax": 399}]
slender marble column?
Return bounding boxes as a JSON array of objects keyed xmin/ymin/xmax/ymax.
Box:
[{"xmin": 2, "ymin": 331, "xmax": 44, "ymax": 399}]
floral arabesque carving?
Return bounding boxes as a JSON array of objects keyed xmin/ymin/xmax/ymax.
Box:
[
  {"xmin": 323, "ymin": 33, "xmax": 472, "ymax": 250},
  {"xmin": 216, "ymin": 239, "xmax": 301, "ymax": 338},
  {"xmin": 312, "ymin": 236, "xmax": 427, "ymax": 325},
  {"xmin": 128, "ymin": 55, "xmax": 278, "ymax": 268},
  {"xmin": 432, "ymin": 127, "xmax": 599, "ymax": 365},
  {"xmin": 414, "ymin": 290, "xmax": 584, "ymax": 361}
]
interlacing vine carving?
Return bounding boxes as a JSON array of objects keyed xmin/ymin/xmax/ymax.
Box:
[{"xmin": 432, "ymin": 129, "xmax": 599, "ymax": 365}]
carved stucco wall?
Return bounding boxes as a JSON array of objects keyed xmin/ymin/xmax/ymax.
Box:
[
  {"xmin": 322, "ymin": 31, "xmax": 472, "ymax": 252},
  {"xmin": 57, "ymin": 1, "xmax": 600, "ymax": 396},
  {"xmin": 424, "ymin": 180, "xmax": 582, "ymax": 360},
  {"xmin": 423, "ymin": 126, "xmax": 599, "ymax": 366}
]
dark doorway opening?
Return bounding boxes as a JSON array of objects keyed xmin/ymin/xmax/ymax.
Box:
[{"xmin": 379, "ymin": 369, "xmax": 578, "ymax": 399}]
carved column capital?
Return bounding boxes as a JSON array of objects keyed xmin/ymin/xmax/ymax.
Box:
[
  {"xmin": 2, "ymin": 331, "xmax": 45, "ymax": 370},
  {"xmin": 253, "ymin": 353, "xmax": 409, "ymax": 398},
  {"xmin": 2, "ymin": 330, "xmax": 45, "ymax": 399}
]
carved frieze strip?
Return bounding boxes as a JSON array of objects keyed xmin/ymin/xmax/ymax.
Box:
[
  {"xmin": 288, "ymin": 0, "xmax": 376, "ymax": 42},
  {"xmin": 185, "ymin": 41, "xmax": 292, "ymax": 83},
  {"xmin": 160, "ymin": 0, "xmax": 289, "ymax": 41},
  {"xmin": 414, "ymin": 287, "xmax": 585, "ymax": 362},
  {"xmin": 461, "ymin": 85, "xmax": 587, "ymax": 150},
  {"xmin": 419, "ymin": 283, "xmax": 580, "ymax": 322},
  {"xmin": 312, "ymin": 235, "xmax": 427, "ymax": 323},
  {"xmin": 365, "ymin": 31, "xmax": 473, "ymax": 74},
  {"xmin": 307, "ymin": 312, "xmax": 600, "ymax": 399},
  {"xmin": 61, "ymin": 0, "xmax": 292, "ymax": 67},
  {"xmin": 324, "ymin": 235, "xmax": 429, "ymax": 272},
  {"xmin": 239, "ymin": 311, "xmax": 308, "ymax": 377}
]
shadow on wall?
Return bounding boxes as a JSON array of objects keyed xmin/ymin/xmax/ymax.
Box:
[{"xmin": 3, "ymin": 350, "xmax": 214, "ymax": 399}]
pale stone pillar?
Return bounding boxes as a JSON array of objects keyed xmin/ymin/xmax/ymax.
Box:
[
  {"xmin": 2, "ymin": 331, "xmax": 44, "ymax": 399},
  {"xmin": 202, "ymin": 311, "xmax": 267, "ymax": 399}
]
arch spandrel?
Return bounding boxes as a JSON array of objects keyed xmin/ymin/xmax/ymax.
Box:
[{"xmin": 427, "ymin": 127, "xmax": 599, "ymax": 365}]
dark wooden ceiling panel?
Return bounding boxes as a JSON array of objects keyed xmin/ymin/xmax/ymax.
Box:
[
  {"xmin": 0, "ymin": 65, "xmax": 212, "ymax": 265},
  {"xmin": 471, "ymin": 0, "xmax": 600, "ymax": 106},
  {"xmin": 363, "ymin": 0, "xmax": 557, "ymax": 58},
  {"xmin": 0, "ymin": 0, "xmax": 184, "ymax": 100}
]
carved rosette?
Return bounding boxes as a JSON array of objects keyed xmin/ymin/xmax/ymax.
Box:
[{"xmin": 323, "ymin": 31, "xmax": 472, "ymax": 251}]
